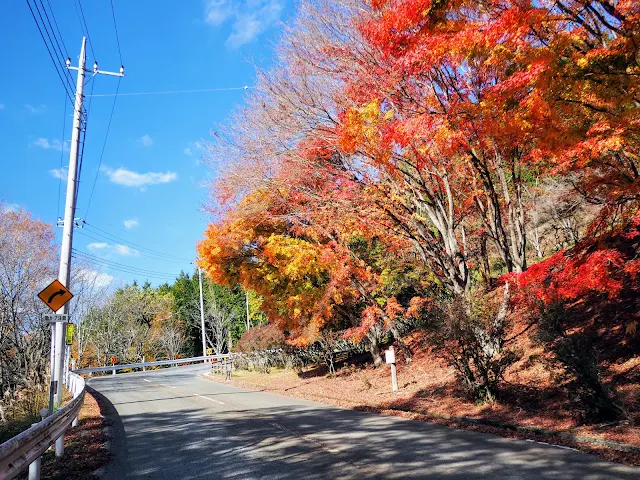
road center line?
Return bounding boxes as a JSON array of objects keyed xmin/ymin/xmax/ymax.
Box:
[{"xmin": 143, "ymin": 379, "xmax": 151, "ymax": 382}]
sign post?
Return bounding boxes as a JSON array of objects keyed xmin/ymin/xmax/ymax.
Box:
[
  {"xmin": 38, "ymin": 280, "xmax": 73, "ymax": 416},
  {"xmin": 385, "ymin": 346, "xmax": 398, "ymax": 392}
]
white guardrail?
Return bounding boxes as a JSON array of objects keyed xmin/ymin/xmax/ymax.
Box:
[
  {"xmin": 0, "ymin": 372, "xmax": 84, "ymax": 480},
  {"xmin": 73, "ymin": 354, "xmax": 230, "ymax": 374},
  {"xmin": 0, "ymin": 354, "xmax": 231, "ymax": 480}
]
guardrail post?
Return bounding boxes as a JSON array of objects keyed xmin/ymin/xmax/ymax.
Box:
[
  {"xmin": 28, "ymin": 423, "xmax": 41, "ymax": 480},
  {"xmin": 55, "ymin": 433, "xmax": 64, "ymax": 457},
  {"xmin": 142, "ymin": 356, "xmax": 146, "ymax": 372},
  {"xmin": 112, "ymin": 369, "xmax": 116, "ymax": 376}
]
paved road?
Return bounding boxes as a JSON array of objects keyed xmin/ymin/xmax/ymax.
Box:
[{"xmin": 88, "ymin": 364, "xmax": 639, "ymax": 479}]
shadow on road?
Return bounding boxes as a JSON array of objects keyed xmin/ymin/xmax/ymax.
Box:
[{"xmin": 93, "ymin": 385, "xmax": 637, "ymax": 480}]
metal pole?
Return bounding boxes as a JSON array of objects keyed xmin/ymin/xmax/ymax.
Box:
[
  {"xmin": 55, "ymin": 37, "xmax": 86, "ymax": 409},
  {"xmin": 245, "ymin": 290, "xmax": 250, "ymax": 330},
  {"xmin": 198, "ymin": 267, "xmax": 207, "ymax": 359},
  {"xmin": 47, "ymin": 325, "xmax": 55, "ymax": 416}
]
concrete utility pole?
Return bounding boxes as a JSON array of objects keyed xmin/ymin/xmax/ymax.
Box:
[
  {"xmin": 198, "ymin": 267, "xmax": 207, "ymax": 358},
  {"xmin": 54, "ymin": 37, "xmax": 124, "ymax": 409}
]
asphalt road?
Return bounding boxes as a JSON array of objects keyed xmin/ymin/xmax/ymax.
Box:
[{"xmin": 88, "ymin": 363, "xmax": 639, "ymax": 479}]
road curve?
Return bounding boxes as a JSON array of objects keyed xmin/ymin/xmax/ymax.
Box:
[{"xmin": 88, "ymin": 363, "xmax": 639, "ymax": 479}]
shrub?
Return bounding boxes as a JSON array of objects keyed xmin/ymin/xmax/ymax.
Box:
[
  {"xmin": 427, "ymin": 286, "xmax": 519, "ymax": 402},
  {"xmin": 534, "ymin": 303, "xmax": 625, "ymax": 424},
  {"xmin": 235, "ymin": 324, "xmax": 286, "ymax": 353}
]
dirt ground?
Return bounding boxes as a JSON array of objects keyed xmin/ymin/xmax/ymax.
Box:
[{"xmin": 39, "ymin": 391, "xmax": 110, "ymax": 480}]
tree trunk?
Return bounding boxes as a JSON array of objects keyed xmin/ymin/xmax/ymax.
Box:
[
  {"xmin": 389, "ymin": 324, "xmax": 412, "ymax": 363},
  {"xmin": 366, "ymin": 330, "xmax": 383, "ymax": 366}
]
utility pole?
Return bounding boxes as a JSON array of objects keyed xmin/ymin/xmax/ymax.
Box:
[
  {"xmin": 245, "ymin": 290, "xmax": 250, "ymax": 330},
  {"xmin": 198, "ymin": 267, "xmax": 207, "ymax": 358},
  {"xmin": 54, "ymin": 37, "xmax": 124, "ymax": 409}
]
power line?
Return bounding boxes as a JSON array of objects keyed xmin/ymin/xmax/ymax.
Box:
[
  {"xmin": 84, "ymin": 77, "xmax": 120, "ymax": 220},
  {"xmin": 72, "ymin": 249, "xmax": 182, "ymax": 276},
  {"xmin": 75, "ymin": 74, "xmax": 96, "ymax": 207},
  {"xmin": 35, "ymin": 0, "xmax": 76, "ymax": 92},
  {"xmin": 76, "ymin": 230, "xmax": 191, "ymax": 265},
  {"xmin": 78, "ymin": 228, "xmax": 191, "ymax": 263},
  {"xmin": 87, "ymin": 86, "xmax": 251, "ymax": 97},
  {"xmin": 83, "ymin": 222, "xmax": 193, "ymax": 261},
  {"xmin": 110, "ymin": 0, "xmax": 123, "ymax": 64},
  {"xmin": 74, "ymin": 0, "xmax": 95, "ymax": 59},
  {"xmin": 72, "ymin": 249, "xmax": 184, "ymax": 278},
  {"xmin": 45, "ymin": 0, "xmax": 70, "ymax": 56},
  {"xmin": 25, "ymin": 0, "xmax": 75, "ymax": 104},
  {"xmin": 56, "ymin": 93, "xmax": 68, "ymax": 219}
]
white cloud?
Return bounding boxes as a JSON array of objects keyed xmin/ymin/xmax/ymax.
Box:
[
  {"xmin": 49, "ymin": 167, "xmax": 68, "ymax": 180},
  {"xmin": 25, "ymin": 104, "xmax": 46, "ymax": 115},
  {"xmin": 76, "ymin": 268, "xmax": 114, "ymax": 288},
  {"xmin": 205, "ymin": 0, "xmax": 234, "ymax": 25},
  {"xmin": 101, "ymin": 166, "xmax": 177, "ymax": 188},
  {"xmin": 88, "ymin": 242, "xmax": 139, "ymax": 256},
  {"xmin": 123, "ymin": 219, "xmax": 139, "ymax": 229},
  {"xmin": 139, "ymin": 134, "xmax": 153, "ymax": 147},
  {"xmin": 32, "ymin": 138, "xmax": 68, "ymax": 152},
  {"xmin": 204, "ymin": 0, "xmax": 284, "ymax": 48},
  {"xmin": 184, "ymin": 140, "xmax": 206, "ymax": 156}
]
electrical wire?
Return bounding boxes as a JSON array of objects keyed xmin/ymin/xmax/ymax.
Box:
[
  {"xmin": 45, "ymin": 0, "xmax": 69, "ymax": 56},
  {"xmin": 84, "ymin": 77, "xmax": 120, "ymax": 220},
  {"xmin": 76, "ymin": 229, "xmax": 191, "ymax": 264},
  {"xmin": 110, "ymin": 0, "xmax": 123, "ymax": 65},
  {"xmin": 87, "ymin": 86, "xmax": 252, "ymax": 97},
  {"xmin": 82, "ymin": 223, "xmax": 193, "ymax": 261},
  {"xmin": 74, "ymin": 0, "xmax": 95, "ymax": 59},
  {"xmin": 72, "ymin": 249, "xmax": 184, "ymax": 278},
  {"xmin": 35, "ymin": 0, "xmax": 76, "ymax": 93},
  {"xmin": 75, "ymin": 70, "xmax": 97, "ymax": 206},
  {"xmin": 25, "ymin": 0, "xmax": 74, "ymax": 104},
  {"xmin": 56, "ymin": 92, "xmax": 68, "ymax": 219}
]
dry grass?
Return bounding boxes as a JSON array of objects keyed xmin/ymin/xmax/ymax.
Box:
[{"xmin": 0, "ymin": 388, "xmax": 49, "ymax": 444}]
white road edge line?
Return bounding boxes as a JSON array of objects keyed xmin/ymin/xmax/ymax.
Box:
[
  {"xmin": 143, "ymin": 379, "xmax": 151, "ymax": 382},
  {"xmin": 194, "ymin": 394, "xmax": 225, "ymax": 405}
]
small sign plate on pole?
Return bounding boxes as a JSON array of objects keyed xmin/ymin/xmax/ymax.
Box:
[
  {"xmin": 66, "ymin": 323, "xmax": 74, "ymax": 345},
  {"xmin": 206, "ymin": 348, "xmax": 213, "ymax": 355},
  {"xmin": 44, "ymin": 314, "xmax": 69, "ymax": 323},
  {"xmin": 385, "ymin": 347, "xmax": 395, "ymax": 364},
  {"xmin": 37, "ymin": 279, "xmax": 73, "ymax": 312}
]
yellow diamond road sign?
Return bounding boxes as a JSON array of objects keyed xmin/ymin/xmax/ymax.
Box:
[{"xmin": 37, "ymin": 279, "xmax": 73, "ymax": 312}]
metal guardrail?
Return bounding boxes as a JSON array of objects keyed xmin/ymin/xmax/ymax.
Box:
[
  {"xmin": 0, "ymin": 372, "xmax": 85, "ymax": 480},
  {"xmin": 0, "ymin": 355, "xmax": 233, "ymax": 479},
  {"xmin": 72, "ymin": 354, "xmax": 231, "ymax": 374}
]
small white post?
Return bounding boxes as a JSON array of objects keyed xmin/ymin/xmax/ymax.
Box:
[
  {"xmin": 112, "ymin": 369, "xmax": 116, "ymax": 376},
  {"xmin": 28, "ymin": 423, "xmax": 41, "ymax": 480},
  {"xmin": 385, "ymin": 346, "xmax": 398, "ymax": 392},
  {"xmin": 142, "ymin": 356, "xmax": 146, "ymax": 372}
]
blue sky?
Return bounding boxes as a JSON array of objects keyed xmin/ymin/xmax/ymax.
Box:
[{"xmin": 0, "ymin": 0, "xmax": 291, "ymax": 288}]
